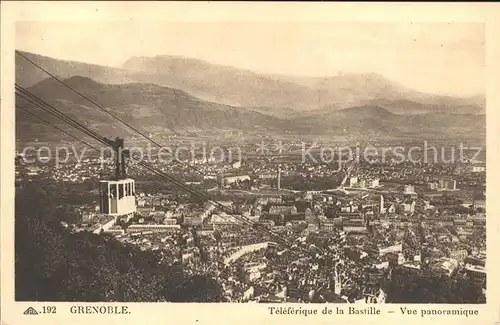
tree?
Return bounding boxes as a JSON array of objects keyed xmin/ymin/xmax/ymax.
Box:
[
  {"xmin": 382, "ymin": 266, "xmax": 484, "ymax": 303},
  {"xmin": 165, "ymin": 275, "xmax": 225, "ymax": 302},
  {"xmin": 213, "ymin": 229, "xmax": 223, "ymax": 244}
]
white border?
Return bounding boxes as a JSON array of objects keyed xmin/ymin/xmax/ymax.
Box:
[{"xmin": 1, "ymin": 2, "xmax": 500, "ymax": 325}]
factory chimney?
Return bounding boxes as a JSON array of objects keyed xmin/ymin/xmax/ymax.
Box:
[{"xmin": 277, "ymin": 165, "xmax": 281, "ymax": 191}]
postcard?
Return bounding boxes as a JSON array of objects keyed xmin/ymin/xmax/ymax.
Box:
[{"xmin": 1, "ymin": 2, "xmax": 499, "ymax": 325}]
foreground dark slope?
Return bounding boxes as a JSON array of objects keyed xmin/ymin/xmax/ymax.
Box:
[{"xmin": 15, "ymin": 183, "xmax": 225, "ymax": 302}]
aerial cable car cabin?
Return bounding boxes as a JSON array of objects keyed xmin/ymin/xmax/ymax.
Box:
[{"xmin": 99, "ymin": 138, "xmax": 136, "ymax": 222}]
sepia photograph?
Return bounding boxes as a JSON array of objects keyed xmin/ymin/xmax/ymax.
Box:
[
  {"xmin": 2, "ymin": 4, "xmax": 500, "ymax": 324},
  {"xmin": 12, "ymin": 20, "xmax": 488, "ymax": 304}
]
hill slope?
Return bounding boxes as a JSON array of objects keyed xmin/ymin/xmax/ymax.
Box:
[
  {"xmin": 122, "ymin": 55, "xmax": 318, "ymax": 110},
  {"xmin": 295, "ymin": 105, "xmax": 485, "ymax": 138},
  {"xmin": 15, "ymin": 76, "xmax": 286, "ymax": 142},
  {"xmin": 368, "ymin": 98, "xmax": 485, "ymax": 115},
  {"xmin": 16, "ymin": 51, "xmax": 134, "ymax": 87}
]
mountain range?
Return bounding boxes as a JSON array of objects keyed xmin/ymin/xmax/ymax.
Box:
[{"xmin": 15, "ymin": 51, "xmax": 485, "ymax": 142}]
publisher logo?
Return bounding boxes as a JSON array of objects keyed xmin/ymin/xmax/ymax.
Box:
[{"xmin": 23, "ymin": 307, "xmax": 39, "ymax": 315}]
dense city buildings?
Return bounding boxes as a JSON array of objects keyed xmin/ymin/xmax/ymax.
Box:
[{"xmin": 14, "ymin": 137, "xmax": 487, "ymax": 303}]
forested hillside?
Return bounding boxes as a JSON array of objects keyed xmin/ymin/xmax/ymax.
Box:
[{"xmin": 15, "ymin": 184, "xmax": 224, "ymax": 302}]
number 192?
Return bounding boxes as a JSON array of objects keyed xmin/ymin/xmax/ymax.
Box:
[{"xmin": 42, "ymin": 306, "xmax": 57, "ymax": 314}]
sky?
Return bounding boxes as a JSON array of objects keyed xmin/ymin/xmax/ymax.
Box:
[{"xmin": 16, "ymin": 21, "xmax": 485, "ymax": 96}]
